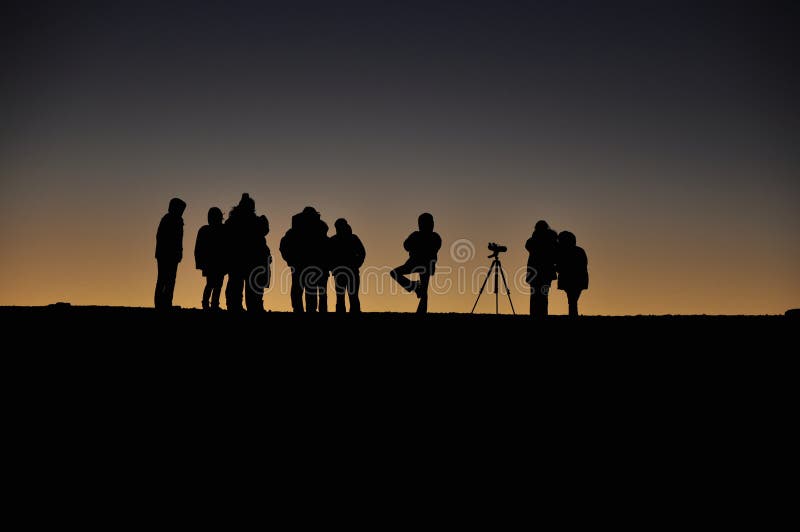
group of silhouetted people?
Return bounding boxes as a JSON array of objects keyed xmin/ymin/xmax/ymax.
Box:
[
  {"xmin": 155, "ymin": 196, "xmax": 587, "ymax": 316},
  {"xmin": 525, "ymin": 220, "xmax": 589, "ymax": 317},
  {"xmin": 156, "ymin": 194, "xmax": 371, "ymax": 314}
]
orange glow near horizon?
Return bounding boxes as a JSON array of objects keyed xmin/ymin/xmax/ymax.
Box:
[{"xmin": 1, "ymin": 167, "xmax": 797, "ymax": 315}]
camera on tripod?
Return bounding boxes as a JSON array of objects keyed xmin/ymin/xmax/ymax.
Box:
[
  {"xmin": 488, "ymin": 242, "xmax": 507, "ymax": 254},
  {"xmin": 472, "ymin": 242, "xmax": 516, "ymax": 315}
]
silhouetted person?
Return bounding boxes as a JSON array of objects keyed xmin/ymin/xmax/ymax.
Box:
[
  {"xmin": 194, "ymin": 207, "xmax": 226, "ymax": 310},
  {"xmin": 329, "ymin": 218, "xmax": 366, "ymax": 313},
  {"xmin": 280, "ymin": 207, "xmax": 330, "ymax": 313},
  {"xmin": 280, "ymin": 213, "xmax": 305, "ymax": 313},
  {"xmin": 557, "ymin": 231, "xmax": 588, "ymax": 317},
  {"xmin": 391, "ymin": 213, "xmax": 442, "ymax": 314},
  {"xmin": 225, "ymin": 193, "xmax": 270, "ymax": 312},
  {"xmin": 525, "ymin": 220, "xmax": 557, "ymax": 317},
  {"xmin": 154, "ymin": 197, "xmax": 186, "ymax": 310}
]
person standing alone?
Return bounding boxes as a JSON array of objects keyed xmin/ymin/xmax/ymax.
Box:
[
  {"xmin": 154, "ymin": 197, "xmax": 186, "ymax": 310},
  {"xmin": 390, "ymin": 213, "xmax": 442, "ymax": 314},
  {"xmin": 329, "ymin": 218, "xmax": 366, "ymax": 313}
]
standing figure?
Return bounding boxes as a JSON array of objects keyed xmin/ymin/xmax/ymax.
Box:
[
  {"xmin": 280, "ymin": 206, "xmax": 330, "ymax": 313},
  {"xmin": 154, "ymin": 197, "xmax": 186, "ymax": 310},
  {"xmin": 390, "ymin": 213, "xmax": 442, "ymax": 314},
  {"xmin": 194, "ymin": 207, "xmax": 226, "ymax": 310},
  {"xmin": 525, "ymin": 220, "xmax": 558, "ymax": 317},
  {"xmin": 556, "ymin": 231, "xmax": 588, "ymax": 317},
  {"xmin": 329, "ymin": 218, "xmax": 366, "ymax": 313},
  {"xmin": 225, "ymin": 193, "xmax": 269, "ymax": 312},
  {"xmin": 280, "ymin": 213, "xmax": 304, "ymax": 313}
]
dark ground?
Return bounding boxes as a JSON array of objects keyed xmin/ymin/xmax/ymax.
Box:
[
  {"xmin": 4, "ymin": 305, "xmax": 794, "ymax": 508},
  {"xmin": 4, "ymin": 304, "xmax": 794, "ymax": 352}
]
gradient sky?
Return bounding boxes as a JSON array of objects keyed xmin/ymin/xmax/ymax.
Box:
[{"xmin": 1, "ymin": 0, "xmax": 798, "ymax": 314}]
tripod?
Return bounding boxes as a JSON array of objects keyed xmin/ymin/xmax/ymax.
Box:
[{"xmin": 471, "ymin": 250, "xmax": 516, "ymax": 315}]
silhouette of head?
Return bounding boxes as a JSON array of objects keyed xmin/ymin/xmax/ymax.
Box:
[
  {"xmin": 418, "ymin": 213, "xmax": 434, "ymax": 232},
  {"xmin": 168, "ymin": 197, "xmax": 186, "ymax": 216},
  {"xmin": 238, "ymin": 193, "xmax": 255, "ymax": 213},
  {"xmin": 334, "ymin": 218, "xmax": 351, "ymax": 236},
  {"xmin": 208, "ymin": 207, "xmax": 223, "ymax": 225},
  {"xmin": 302, "ymin": 206, "xmax": 320, "ymax": 219},
  {"xmin": 558, "ymin": 231, "xmax": 576, "ymax": 247},
  {"xmin": 534, "ymin": 220, "xmax": 550, "ymax": 233}
]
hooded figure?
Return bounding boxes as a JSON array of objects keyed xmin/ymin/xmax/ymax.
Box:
[
  {"xmin": 525, "ymin": 220, "xmax": 558, "ymax": 317},
  {"xmin": 329, "ymin": 218, "xmax": 366, "ymax": 313},
  {"xmin": 154, "ymin": 197, "xmax": 186, "ymax": 309},
  {"xmin": 556, "ymin": 230, "xmax": 588, "ymax": 317},
  {"xmin": 194, "ymin": 207, "xmax": 226, "ymax": 310}
]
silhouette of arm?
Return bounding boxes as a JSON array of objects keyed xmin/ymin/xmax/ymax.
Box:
[
  {"xmin": 279, "ymin": 232, "xmax": 294, "ymax": 266},
  {"xmin": 403, "ymin": 232, "xmax": 417, "ymax": 252},
  {"xmin": 194, "ymin": 226, "xmax": 207, "ymax": 269},
  {"xmin": 432, "ymin": 232, "xmax": 442, "ymax": 253},
  {"xmin": 354, "ymin": 235, "xmax": 366, "ymax": 268}
]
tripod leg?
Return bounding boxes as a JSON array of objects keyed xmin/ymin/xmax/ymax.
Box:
[
  {"xmin": 498, "ymin": 262, "xmax": 516, "ymax": 315},
  {"xmin": 494, "ymin": 260, "xmax": 499, "ymax": 314},
  {"xmin": 470, "ymin": 261, "xmax": 494, "ymax": 313}
]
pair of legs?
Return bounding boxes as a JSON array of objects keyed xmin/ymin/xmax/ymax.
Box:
[
  {"xmin": 391, "ymin": 263, "xmax": 430, "ymax": 314},
  {"xmin": 202, "ymin": 272, "xmax": 224, "ymax": 310},
  {"xmin": 226, "ymin": 271, "xmax": 264, "ymax": 312},
  {"xmin": 154, "ymin": 260, "xmax": 178, "ymax": 309},
  {"xmin": 566, "ymin": 288, "xmax": 582, "ymax": 317},
  {"xmin": 290, "ymin": 268, "xmax": 328, "ymax": 313},
  {"xmin": 305, "ymin": 285, "xmax": 328, "ymax": 313},
  {"xmin": 334, "ymin": 269, "xmax": 361, "ymax": 313},
  {"xmin": 530, "ymin": 283, "xmax": 550, "ymax": 317}
]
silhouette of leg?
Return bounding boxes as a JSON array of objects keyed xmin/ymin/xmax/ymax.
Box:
[
  {"xmin": 210, "ymin": 274, "xmax": 224, "ymax": 309},
  {"xmin": 202, "ymin": 277, "xmax": 212, "ymax": 310},
  {"xmin": 567, "ymin": 289, "xmax": 581, "ymax": 317},
  {"xmin": 391, "ymin": 263, "xmax": 415, "ymax": 292},
  {"xmin": 290, "ymin": 270, "xmax": 304, "ymax": 313},
  {"xmin": 154, "ymin": 260, "xmax": 166, "ymax": 308},
  {"xmin": 226, "ymin": 274, "xmax": 244, "ymax": 312},
  {"xmin": 349, "ymin": 272, "xmax": 361, "ymax": 313},
  {"xmin": 531, "ymin": 284, "xmax": 549, "ymax": 317},
  {"xmin": 157, "ymin": 261, "xmax": 178, "ymax": 309},
  {"xmin": 245, "ymin": 275, "xmax": 264, "ymax": 313},
  {"xmin": 334, "ymin": 273, "xmax": 347, "ymax": 313},
  {"xmin": 305, "ymin": 286, "xmax": 318, "ymax": 313},
  {"xmin": 318, "ymin": 285, "xmax": 328, "ymax": 313},
  {"xmin": 416, "ymin": 273, "xmax": 430, "ymax": 314}
]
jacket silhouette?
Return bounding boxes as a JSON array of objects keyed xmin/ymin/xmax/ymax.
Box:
[
  {"xmin": 525, "ymin": 220, "xmax": 558, "ymax": 317},
  {"xmin": 280, "ymin": 206, "xmax": 329, "ymax": 313},
  {"xmin": 329, "ymin": 218, "xmax": 366, "ymax": 313},
  {"xmin": 391, "ymin": 213, "xmax": 441, "ymax": 314},
  {"xmin": 224, "ymin": 193, "xmax": 270, "ymax": 312},
  {"xmin": 154, "ymin": 197, "xmax": 186, "ymax": 309},
  {"xmin": 556, "ymin": 230, "xmax": 588, "ymax": 317},
  {"xmin": 194, "ymin": 207, "xmax": 226, "ymax": 310}
]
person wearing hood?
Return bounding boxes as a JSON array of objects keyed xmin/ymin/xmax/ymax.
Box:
[
  {"xmin": 525, "ymin": 220, "xmax": 558, "ymax": 317},
  {"xmin": 556, "ymin": 230, "xmax": 588, "ymax": 317},
  {"xmin": 154, "ymin": 197, "xmax": 186, "ymax": 309},
  {"xmin": 194, "ymin": 207, "xmax": 226, "ymax": 311},
  {"xmin": 329, "ymin": 218, "xmax": 366, "ymax": 313},
  {"xmin": 281, "ymin": 206, "xmax": 330, "ymax": 313}
]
